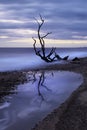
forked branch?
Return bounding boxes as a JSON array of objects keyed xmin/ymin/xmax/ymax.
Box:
[{"xmin": 32, "ymin": 15, "xmax": 67, "ymax": 62}]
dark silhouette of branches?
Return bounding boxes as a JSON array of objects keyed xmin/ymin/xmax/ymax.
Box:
[{"xmin": 32, "ymin": 15, "xmax": 63, "ymax": 62}]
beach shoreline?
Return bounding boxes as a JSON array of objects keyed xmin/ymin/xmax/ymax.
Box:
[{"xmin": 0, "ymin": 57, "xmax": 87, "ymax": 130}]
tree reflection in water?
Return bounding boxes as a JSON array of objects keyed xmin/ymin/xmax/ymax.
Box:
[
  {"xmin": 0, "ymin": 71, "xmax": 83, "ymax": 130},
  {"xmin": 0, "ymin": 71, "xmax": 53, "ymax": 103},
  {"xmin": 26, "ymin": 71, "xmax": 52, "ymax": 101}
]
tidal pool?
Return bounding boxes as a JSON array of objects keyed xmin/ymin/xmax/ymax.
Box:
[{"xmin": 0, "ymin": 71, "xmax": 83, "ymax": 130}]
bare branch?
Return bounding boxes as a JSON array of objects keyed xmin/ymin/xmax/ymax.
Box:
[
  {"xmin": 32, "ymin": 37, "xmax": 42, "ymax": 58},
  {"xmin": 33, "ymin": 17, "xmax": 40, "ymax": 25},
  {"xmin": 32, "ymin": 37, "xmax": 37, "ymax": 54},
  {"xmin": 39, "ymin": 14, "xmax": 44, "ymax": 23},
  {"xmin": 41, "ymin": 32, "xmax": 52, "ymax": 39},
  {"xmin": 47, "ymin": 47, "xmax": 56, "ymax": 58},
  {"xmin": 33, "ymin": 15, "xmax": 62, "ymax": 62}
]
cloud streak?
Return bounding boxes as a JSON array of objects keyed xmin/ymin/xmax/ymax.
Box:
[{"xmin": 0, "ymin": 0, "xmax": 87, "ymax": 47}]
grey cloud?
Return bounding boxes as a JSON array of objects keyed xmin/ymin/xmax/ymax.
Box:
[
  {"xmin": 0, "ymin": 0, "xmax": 87, "ymax": 41},
  {"xmin": 0, "ymin": 20, "xmax": 37, "ymax": 29},
  {"xmin": 0, "ymin": 0, "xmax": 32, "ymax": 4}
]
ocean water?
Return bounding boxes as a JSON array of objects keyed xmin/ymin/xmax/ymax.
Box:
[{"xmin": 0, "ymin": 47, "xmax": 87, "ymax": 72}]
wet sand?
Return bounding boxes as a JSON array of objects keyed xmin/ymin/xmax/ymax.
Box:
[{"xmin": 0, "ymin": 57, "xmax": 87, "ymax": 130}]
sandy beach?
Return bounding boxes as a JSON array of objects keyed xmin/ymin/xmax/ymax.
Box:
[{"xmin": 0, "ymin": 57, "xmax": 87, "ymax": 130}]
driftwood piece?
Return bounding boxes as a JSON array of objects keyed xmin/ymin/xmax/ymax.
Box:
[
  {"xmin": 71, "ymin": 57, "xmax": 80, "ymax": 64},
  {"xmin": 72, "ymin": 57, "xmax": 80, "ymax": 61},
  {"xmin": 63, "ymin": 56, "xmax": 69, "ymax": 60}
]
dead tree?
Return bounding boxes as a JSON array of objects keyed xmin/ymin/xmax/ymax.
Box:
[{"xmin": 32, "ymin": 15, "xmax": 62, "ymax": 62}]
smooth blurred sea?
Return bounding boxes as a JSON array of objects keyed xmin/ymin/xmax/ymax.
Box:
[{"xmin": 0, "ymin": 47, "xmax": 87, "ymax": 72}]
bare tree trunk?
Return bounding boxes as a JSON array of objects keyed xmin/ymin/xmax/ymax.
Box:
[{"xmin": 32, "ymin": 15, "xmax": 69, "ymax": 62}]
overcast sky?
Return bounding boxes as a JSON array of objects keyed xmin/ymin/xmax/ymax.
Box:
[{"xmin": 0, "ymin": 0, "xmax": 87, "ymax": 47}]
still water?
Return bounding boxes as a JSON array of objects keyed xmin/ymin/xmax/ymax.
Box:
[{"xmin": 0, "ymin": 71, "xmax": 83, "ymax": 130}]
